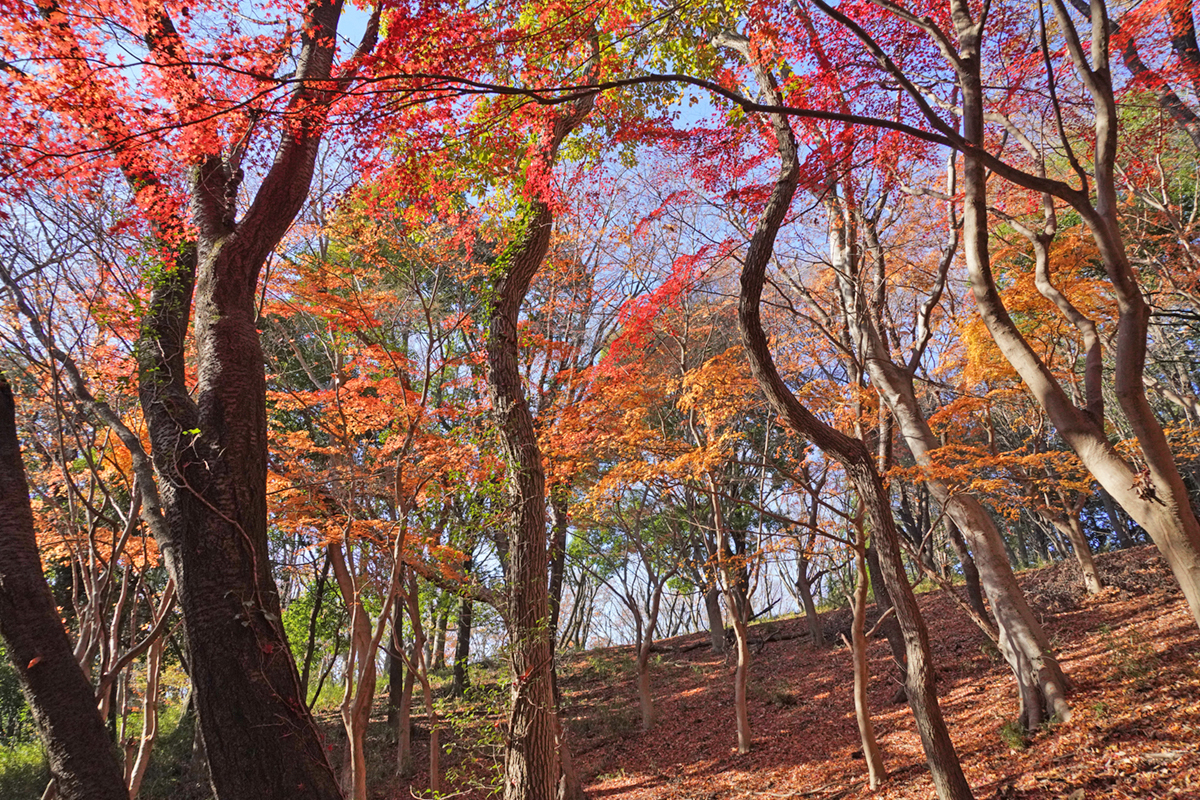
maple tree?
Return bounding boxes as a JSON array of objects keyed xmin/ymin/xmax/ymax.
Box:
[{"xmin": 2, "ymin": 1, "xmax": 1200, "ymax": 799}]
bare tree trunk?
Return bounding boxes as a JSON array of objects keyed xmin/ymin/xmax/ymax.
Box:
[
  {"xmin": 1051, "ymin": 514, "xmax": 1104, "ymax": 595},
  {"xmin": 719, "ymin": 34, "xmax": 974, "ymax": 793},
  {"xmin": 486, "ymin": 77, "xmax": 595, "ymax": 800},
  {"xmin": 398, "ymin": 573, "xmax": 421, "ymax": 778},
  {"xmin": 432, "ymin": 602, "xmax": 451, "ymax": 671},
  {"xmin": 795, "ymin": 554, "xmax": 825, "ymax": 647},
  {"xmin": 388, "ymin": 606, "xmax": 404, "ymax": 734},
  {"xmin": 405, "ymin": 575, "xmax": 441, "ymax": 794},
  {"xmin": 125, "ymin": 632, "xmax": 165, "ymax": 799},
  {"xmin": 703, "ymin": 586, "xmax": 725, "ymax": 653},
  {"xmin": 452, "ymin": 593, "xmax": 472, "ymax": 698},
  {"xmin": 548, "ymin": 488, "xmax": 571, "ymax": 639},
  {"xmin": 300, "ymin": 555, "xmax": 331, "ymax": 701},
  {"xmin": 850, "ymin": 532, "xmax": 886, "ymax": 789},
  {"xmin": 635, "ymin": 584, "xmax": 665, "ymax": 731},
  {"xmin": 1101, "ymin": 489, "xmax": 1134, "ymax": 549},
  {"xmin": 0, "ymin": 378, "xmax": 128, "ymax": 800},
  {"xmin": 945, "ymin": 521, "xmax": 989, "ymax": 622}
]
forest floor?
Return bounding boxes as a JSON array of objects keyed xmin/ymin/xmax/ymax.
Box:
[
  {"xmin": 552, "ymin": 546, "xmax": 1200, "ymax": 800},
  {"xmin": 3, "ymin": 547, "xmax": 1193, "ymax": 800},
  {"xmin": 382, "ymin": 546, "xmax": 1199, "ymax": 799}
]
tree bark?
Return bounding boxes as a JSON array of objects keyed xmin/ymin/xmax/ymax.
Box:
[
  {"xmin": 794, "ymin": 553, "xmax": 825, "ymax": 648},
  {"xmin": 1050, "ymin": 513, "xmax": 1104, "ymax": 595},
  {"xmin": 850, "ymin": 534, "xmax": 886, "ymax": 789},
  {"xmin": 432, "ymin": 602, "xmax": 450, "ymax": 671},
  {"xmin": 452, "ymin": 575, "xmax": 473, "ymax": 698},
  {"xmin": 721, "ymin": 34, "xmax": 973, "ymax": 796},
  {"xmin": 486, "ymin": 74, "xmax": 595, "ymax": 800},
  {"xmin": 548, "ymin": 488, "xmax": 570, "ymax": 639},
  {"xmin": 0, "ymin": 377, "xmax": 128, "ymax": 800},
  {"xmin": 388, "ymin": 605, "xmax": 404, "ymax": 732},
  {"xmin": 703, "ymin": 586, "xmax": 725, "ymax": 653},
  {"xmin": 945, "ymin": 521, "xmax": 989, "ymax": 622}
]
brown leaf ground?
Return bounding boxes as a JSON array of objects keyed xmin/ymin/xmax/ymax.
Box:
[
  {"xmin": 563, "ymin": 547, "xmax": 1199, "ymax": 800},
  {"xmin": 369, "ymin": 546, "xmax": 1199, "ymax": 799}
]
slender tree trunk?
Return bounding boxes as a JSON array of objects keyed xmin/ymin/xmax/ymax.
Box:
[
  {"xmin": 548, "ymin": 488, "xmax": 570, "ymax": 639},
  {"xmin": 0, "ymin": 378, "xmax": 128, "ymax": 800},
  {"xmin": 432, "ymin": 602, "xmax": 450, "ymax": 671},
  {"xmin": 452, "ymin": 593, "xmax": 473, "ymax": 698},
  {"xmin": 635, "ymin": 584, "xmax": 664, "ymax": 731},
  {"xmin": 1101, "ymin": 490, "xmax": 1134, "ymax": 549},
  {"xmin": 126, "ymin": 632, "xmax": 165, "ymax": 799},
  {"xmin": 703, "ymin": 586, "xmax": 725, "ymax": 653},
  {"xmin": 405, "ymin": 577, "xmax": 442, "ymax": 794},
  {"xmin": 300, "ymin": 554, "xmax": 331, "ymax": 701},
  {"xmin": 795, "ymin": 555, "xmax": 825, "ymax": 647},
  {"xmin": 945, "ymin": 521, "xmax": 989, "ymax": 622},
  {"xmin": 398, "ymin": 573, "xmax": 421, "ymax": 778},
  {"xmin": 706, "ymin": 478, "xmax": 752, "ymax": 754},
  {"xmin": 1051, "ymin": 515, "xmax": 1104, "ymax": 595},
  {"xmin": 850, "ymin": 536, "xmax": 886, "ymax": 789},
  {"xmin": 388, "ymin": 605, "xmax": 404, "ymax": 734},
  {"xmin": 721, "ymin": 40, "xmax": 974, "ymax": 793}
]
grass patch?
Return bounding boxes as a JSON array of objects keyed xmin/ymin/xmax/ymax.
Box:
[{"xmin": 0, "ymin": 740, "xmax": 49, "ymax": 799}]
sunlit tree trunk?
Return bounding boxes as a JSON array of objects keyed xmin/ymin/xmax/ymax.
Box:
[
  {"xmin": 849, "ymin": 518, "xmax": 886, "ymax": 789},
  {"xmin": 720, "ymin": 30, "xmax": 973, "ymax": 797},
  {"xmin": 485, "ymin": 71, "xmax": 595, "ymax": 800}
]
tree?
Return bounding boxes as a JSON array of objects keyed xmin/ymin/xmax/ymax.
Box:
[
  {"xmin": 0, "ymin": 2, "xmax": 383, "ymax": 795},
  {"xmin": 0, "ymin": 376, "xmax": 127, "ymax": 800},
  {"xmin": 719, "ymin": 29, "xmax": 973, "ymax": 799},
  {"xmin": 483, "ymin": 39, "xmax": 597, "ymax": 800},
  {"xmin": 808, "ymin": 0, "xmax": 1200, "ymax": 630}
]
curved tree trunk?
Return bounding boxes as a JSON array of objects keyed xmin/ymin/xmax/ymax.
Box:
[
  {"xmin": 0, "ymin": 377, "xmax": 128, "ymax": 800},
  {"xmin": 959, "ymin": 0, "xmax": 1200, "ymax": 626},
  {"xmin": 720, "ymin": 32, "xmax": 973, "ymax": 797},
  {"xmin": 866, "ymin": 358, "xmax": 1070, "ymax": 729},
  {"xmin": 850, "ymin": 534, "xmax": 886, "ymax": 789},
  {"xmin": 486, "ymin": 78, "xmax": 595, "ymax": 800}
]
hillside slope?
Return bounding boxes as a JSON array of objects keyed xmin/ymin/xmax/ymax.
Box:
[{"xmin": 560, "ymin": 547, "xmax": 1199, "ymax": 799}]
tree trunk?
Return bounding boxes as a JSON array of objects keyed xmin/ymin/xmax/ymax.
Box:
[
  {"xmin": 548, "ymin": 488, "xmax": 570, "ymax": 639},
  {"xmin": 635, "ymin": 583, "xmax": 664, "ymax": 731},
  {"xmin": 865, "ymin": 358, "xmax": 1070, "ymax": 729},
  {"xmin": 1051, "ymin": 516, "xmax": 1104, "ymax": 595},
  {"xmin": 1101, "ymin": 489, "xmax": 1134, "ymax": 549},
  {"xmin": 945, "ymin": 520, "xmax": 989, "ymax": 622},
  {"xmin": 452, "ymin": 593, "xmax": 473, "ymax": 698},
  {"xmin": 125, "ymin": 632, "xmax": 165, "ymax": 799},
  {"xmin": 0, "ymin": 377, "xmax": 128, "ymax": 800},
  {"xmin": 825, "ymin": 167, "xmax": 1070, "ymax": 730},
  {"xmin": 486, "ymin": 85, "xmax": 595, "ymax": 800},
  {"xmin": 795, "ymin": 554, "xmax": 825, "ymax": 648},
  {"xmin": 432, "ymin": 602, "xmax": 450, "ymax": 671},
  {"xmin": 723, "ymin": 44, "xmax": 974, "ymax": 794},
  {"xmin": 703, "ymin": 586, "xmax": 725, "ymax": 653},
  {"xmin": 388, "ymin": 605, "xmax": 404, "ymax": 734},
  {"xmin": 865, "ymin": 544, "xmax": 908, "ymax": 703},
  {"xmin": 397, "ymin": 614, "xmax": 419, "ymax": 778},
  {"xmin": 850, "ymin": 538, "xmax": 886, "ymax": 789},
  {"xmin": 953, "ymin": 0, "xmax": 1200, "ymax": 628},
  {"xmin": 300, "ymin": 554, "xmax": 331, "ymax": 702}
]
